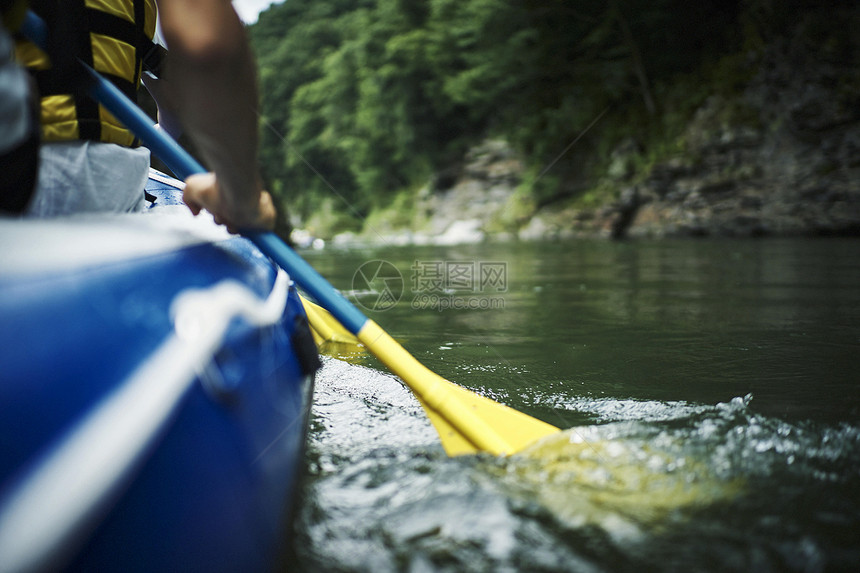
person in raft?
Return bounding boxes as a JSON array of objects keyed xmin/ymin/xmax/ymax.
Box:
[{"xmin": 11, "ymin": 0, "xmax": 275, "ymax": 232}]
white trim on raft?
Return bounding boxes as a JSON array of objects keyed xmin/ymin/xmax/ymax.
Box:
[
  {"xmin": 148, "ymin": 168, "xmax": 185, "ymax": 189},
  {"xmin": 0, "ymin": 269, "xmax": 291, "ymax": 573},
  {"xmin": 0, "ymin": 205, "xmax": 232, "ymax": 277}
]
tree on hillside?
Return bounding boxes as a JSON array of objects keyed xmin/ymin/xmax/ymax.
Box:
[{"xmin": 250, "ymin": 0, "xmax": 741, "ymax": 221}]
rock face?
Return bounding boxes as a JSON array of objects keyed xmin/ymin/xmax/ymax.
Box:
[
  {"xmin": 627, "ymin": 107, "xmax": 857, "ymax": 235},
  {"xmin": 603, "ymin": 30, "xmax": 860, "ymax": 238},
  {"xmin": 382, "ymin": 8, "xmax": 860, "ymax": 244},
  {"xmin": 416, "ymin": 139, "xmax": 522, "ymax": 239},
  {"xmin": 385, "ymin": 12, "xmax": 860, "ymax": 242}
]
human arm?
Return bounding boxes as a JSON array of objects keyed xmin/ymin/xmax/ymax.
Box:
[{"xmin": 154, "ymin": 0, "xmax": 275, "ymax": 231}]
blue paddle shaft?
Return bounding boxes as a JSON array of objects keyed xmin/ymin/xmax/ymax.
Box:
[
  {"xmin": 21, "ymin": 11, "xmax": 369, "ymax": 334},
  {"xmin": 244, "ymin": 233, "xmax": 367, "ymax": 333}
]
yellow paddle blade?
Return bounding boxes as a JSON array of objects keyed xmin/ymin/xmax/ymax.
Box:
[
  {"xmin": 498, "ymin": 429, "xmax": 744, "ymax": 532},
  {"xmin": 357, "ymin": 320, "xmax": 559, "ymax": 456},
  {"xmin": 300, "ymin": 295, "xmax": 361, "ymax": 346}
]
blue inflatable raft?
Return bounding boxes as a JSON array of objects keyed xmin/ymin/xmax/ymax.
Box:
[{"xmin": 0, "ymin": 171, "xmax": 319, "ymax": 572}]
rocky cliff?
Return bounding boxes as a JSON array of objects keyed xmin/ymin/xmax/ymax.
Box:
[
  {"xmin": 400, "ymin": 14, "xmax": 860, "ymax": 243},
  {"xmin": 618, "ymin": 29, "xmax": 860, "ymax": 239}
]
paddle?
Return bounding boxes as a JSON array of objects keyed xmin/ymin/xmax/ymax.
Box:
[
  {"xmin": 22, "ymin": 12, "xmax": 560, "ymax": 456},
  {"xmin": 301, "ymin": 297, "xmax": 361, "ymax": 347}
]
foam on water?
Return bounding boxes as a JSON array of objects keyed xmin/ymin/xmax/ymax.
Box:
[{"xmin": 290, "ymin": 360, "xmax": 860, "ymax": 571}]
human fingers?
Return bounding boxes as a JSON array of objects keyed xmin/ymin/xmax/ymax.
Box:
[
  {"xmin": 183, "ymin": 172, "xmax": 218, "ymax": 218},
  {"xmin": 183, "ymin": 172, "xmax": 276, "ymax": 233}
]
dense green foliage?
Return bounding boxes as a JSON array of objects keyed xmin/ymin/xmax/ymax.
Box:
[{"xmin": 249, "ymin": 0, "xmax": 743, "ymax": 224}]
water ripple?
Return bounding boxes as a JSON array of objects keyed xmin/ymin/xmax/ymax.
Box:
[{"xmin": 290, "ymin": 360, "xmax": 860, "ymax": 572}]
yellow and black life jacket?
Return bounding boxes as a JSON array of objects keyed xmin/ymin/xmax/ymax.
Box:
[{"xmin": 16, "ymin": 0, "xmax": 157, "ymax": 147}]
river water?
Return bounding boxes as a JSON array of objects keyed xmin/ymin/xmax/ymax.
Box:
[{"xmin": 287, "ymin": 238, "xmax": 860, "ymax": 572}]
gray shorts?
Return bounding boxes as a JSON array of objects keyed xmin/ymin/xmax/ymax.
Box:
[{"xmin": 26, "ymin": 141, "xmax": 151, "ymax": 217}]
